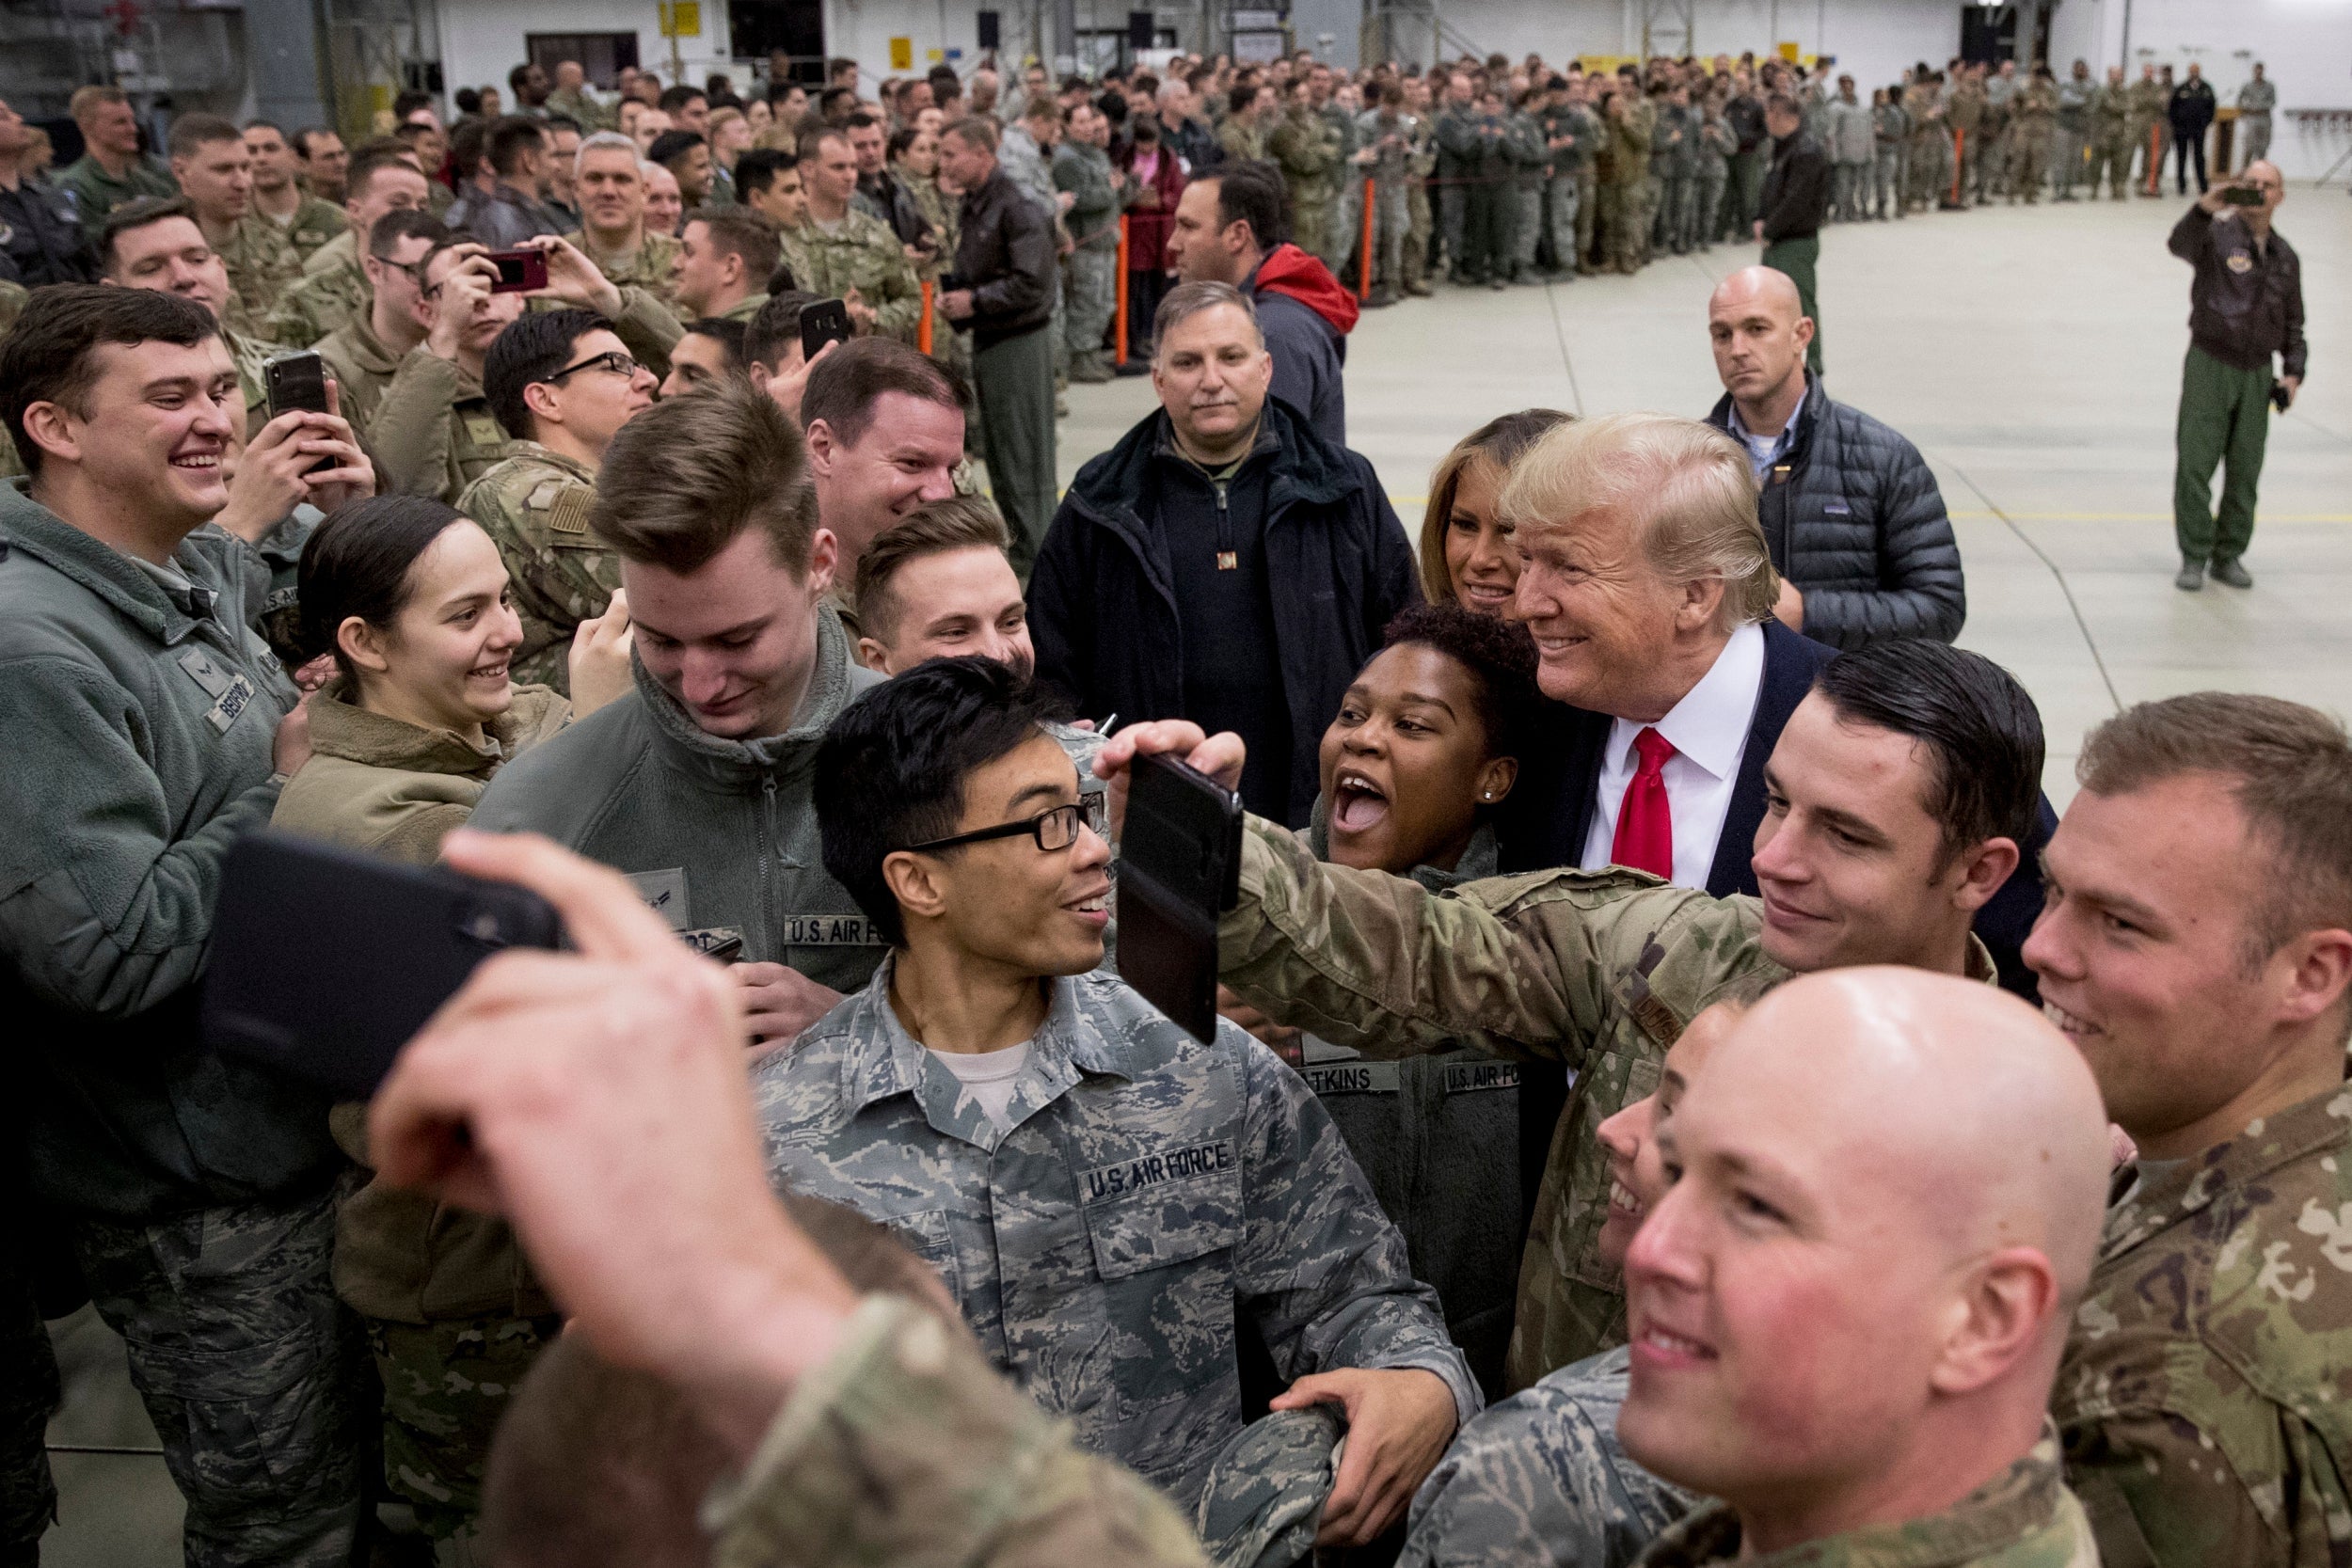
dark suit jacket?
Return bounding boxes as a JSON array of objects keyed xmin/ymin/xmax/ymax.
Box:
[{"xmin": 1496, "ymin": 620, "xmax": 2050, "ymax": 1001}]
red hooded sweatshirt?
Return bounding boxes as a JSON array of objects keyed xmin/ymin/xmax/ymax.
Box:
[{"xmin": 1251, "ymin": 243, "xmax": 1360, "ymax": 336}]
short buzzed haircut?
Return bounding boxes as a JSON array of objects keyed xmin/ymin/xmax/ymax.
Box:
[
  {"xmin": 588, "ymin": 379, "xmax": 820, "ymax": 575},
  {"xmin": 486, "ymin": 117, "xmax": 548, "ymax": 178},
  {"xmin": 645, "ymin": 130, "xmax": 707, "ymax": 169},
  {"xmin": 733, "ymin": 147, "xmax": 798, "ymax": 200},
  {"xmin": 658, "ymin": 84, "xmax": 707, "ymax": 115},
  {"xmin": 799, "ymin": 336, "xmax": 966, "ymax": 444},
  {"xmin": 345, "ymin": 142, "xmax": 421, "ymax": 201},
  {"xmin": 2079, "ymin": 695, "xmax": 2352, "ymax": 967},
  {"xmin": 98, "ymin": 197, "xmax": 199, "ymax": 276},
  {"xmin": 69, "ymin": 85, "xmax": 127, "ymax": 122},
  {"xmin": 1197, "ymin": 159, "xmax": 1290, "ymax": 250},
  {"xmin": 742, "ymin": 289, "xmax": 819, "ymax": 372},
  {"xmin": 1152, "ymin": 278, "xmax": 1261, "ymax": 354},
  {"xmin": 854, "ymin": 496, "xmax": 1014, "ymax": 644},
  {"xmin": 0, "ymin": 286, "xmax": 220, "ymax": 478},
  {"xmin": 166, "ymin": 113, "xmax": 243, "ymax": 160},
  {"xmin": 368, "ymin": 207, "xmax": 449, "ymax": 260},
  {"xmin": 942, "ymin": 116, "xmax": 998, "ymax": 152},
  {"xmin": 684, "ymin": 206, "xmax": 781, "ymax": 285}
]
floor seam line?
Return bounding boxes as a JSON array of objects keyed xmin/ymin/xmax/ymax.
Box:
[
  {"xmin": 1543, "ymin": 281, "xmax": 1585, "ymax": 417},
  {"xmin": 1941, "ymin": 454, "xmax": 2124, "ymax": 715}
]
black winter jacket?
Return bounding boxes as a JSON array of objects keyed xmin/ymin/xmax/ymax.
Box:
[
  {"xmin": 1705, "ymin": 375, "xmax": 1965, "ymax": 648},
  {"xmin": 951, "ymin": 166, "xmax": 1056, "ymax": 349},
  {"xmin": 1029, "ymin": 402, "xmax": 1420, "ymax": 823}
]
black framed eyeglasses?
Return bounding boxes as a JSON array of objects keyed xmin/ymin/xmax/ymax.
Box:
[
  {"xmin": 900, "ymin": 794, "xmax": 1108, "ymax": 856},
  {"xmin": 538, "ymin": 350, "xmax": 643, "ymax": 385}
]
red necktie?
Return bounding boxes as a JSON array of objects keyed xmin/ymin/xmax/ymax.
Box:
[{"xmin": 1611, "ymin": 727, "xmax": 1677, "ymax": 880}]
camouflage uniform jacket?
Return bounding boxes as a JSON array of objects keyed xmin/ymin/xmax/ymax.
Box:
[
  {"xmin": 562, "ymin": 227, "xmax": 684, "ymax": 310},
  {"xmin": 1401, "ymin": 1345, "xmax": 1692, "ymax": 1568},
  {"xmin": 469, "ymin": 606, "xmax": 890, "ymax": 988},
  {"xmin": 232, "ymin": 506, "xmax": 315, "ymax": 665},
  {"xmin": 720, "ymin": 289, "xmax": 769, "ymax": 325},
  {"xmin": 778, "ymin": 209, "xmax": 923, "ymax": 343},
  {"xmin": 1270, "ymin": 105, "xmax": 1347, "ymax": 213},
  {"xmin": 453, "ymin": 443, "xmax": 615, "ymax": 694},
  {"xmin": 215, "ymin": 212, "xmax": 307, "ymax": 342},
  {"xmin": 751, "ymin": 957, "xmax": 1482, "ymax": 1513},
  {"xmin": 543, "ymin": 86, "xmax": 614, "ymax": 132},
  {"xmin": 1608, "ymin": 104, "xmax": 1654, "ymax": 186},
  {"xmin": 708, "ymin": 1292, "xmax": 1208, "ymax": 1568},
  {"xmin": 1052, "ymin": 141, "xmax": 1121, "ymax": 251},
  {"xmin": 1216, "ymin": 816, "xmax": 1996, "ymax": 1392},
  {"xmin": 2055, "ymin": 1079, "xmax": 2352, "ymax": 1568},
  {"xmin": 366, "ymin": 346, "xmax": 516, "ymax": 504},
  {"xmin": 1632, "ymin": 1427, "xmax": 2095, "ymax": 1568},
  {"xmin": 2017, "ymin": 81, "xmax": 2060, "ymax": 129},
  {"xmin": 262, "ymin": 245, "xmax": 368, "ymax": 347},
  {"xmin": 55, "ymin": 153, "xmax": 177, "ymax": 241},
  {"xmin": 2090, "ymin": 85, "xmax": 2132, "ymax": 142},
  {"xmin": 1217, "ymin": 117, "xmax": 1267, "ymax": 164},
  {"xmin": 270, "ymin": 197, "xmax": 349, "ymax": 262}
]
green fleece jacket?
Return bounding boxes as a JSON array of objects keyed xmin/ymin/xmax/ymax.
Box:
[
  {"xmin": 469, "ymin": 604, "xmax": 890, "ymax": 992},
  {"xmin": 0, "ymin": 483, "xmax": 337, "ymax": 1221},
  {"xmin": 270, "ymin": 677, "xmax": 570, "ymax": 1322}
]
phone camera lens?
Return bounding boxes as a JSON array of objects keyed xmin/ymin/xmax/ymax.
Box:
[{"xmin": 454, "ymin": 896, "xmax": 511, "ymax": 948}]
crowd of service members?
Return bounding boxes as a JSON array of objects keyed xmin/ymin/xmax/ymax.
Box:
[{"xmin": 0, "ymin": 34, "xmax": 2328, "ymax": 1568}]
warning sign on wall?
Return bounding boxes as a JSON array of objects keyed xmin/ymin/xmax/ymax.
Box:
[{"xmin": 890, "ymin": 35, "xmax": 914, "ymax": 69}]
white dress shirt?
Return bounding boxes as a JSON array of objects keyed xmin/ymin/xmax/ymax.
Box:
[{"xmin": 1580, "ymin": 622, "xmax": 1768, "ymax": 891}]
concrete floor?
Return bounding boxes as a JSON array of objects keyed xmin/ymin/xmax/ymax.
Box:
[{"xmin": 40, "ymin": 186, "xmax": 2351, "ymax": 1563}]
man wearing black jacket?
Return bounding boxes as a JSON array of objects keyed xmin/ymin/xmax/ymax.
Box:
[
  {"xmin": 2167, "ymin": 62, "xmax": 2217, "ymax": 195},
  {"xmin": 1029, "ymin": 281, "xmax": 1418, "ymax": 826},
  {"xmin": 1701, "ymin": 265, "xmax": 1964, "ymax": 648},
  {"xmin": 938, "ymin": 118, "xmax": 1058, "ymax": 574},
  {"xmin": 1756, "ymin": 93, "xmax": 1830, "ymax": 376}
]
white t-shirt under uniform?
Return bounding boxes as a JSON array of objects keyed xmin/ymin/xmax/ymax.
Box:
[{"xmin": 929, "ymin": 1041, "xmax": 1032, "ymax": 1129}]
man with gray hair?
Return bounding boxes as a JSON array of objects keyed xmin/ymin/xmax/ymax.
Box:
[{"xmin": 1028, "ymin": 279, "xmax": 1417, "ymax": 828}]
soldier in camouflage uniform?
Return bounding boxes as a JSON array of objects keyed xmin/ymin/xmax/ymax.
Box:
[
  {"xmin": 1503, "ymin": 90, "xmax": 1550, "ymax": 281},
  {"xmin": 754, "ymin": 661, "xmax": 1480, "ymax": 1522},
  {"xmin": 2009, "ymin": 70, "xmax": 2059, "ymax": 205},
  {"xmin": 373, "ymin": 1313, "xmax": 562, "ymax": 1539},
  {"xmin": 263, "ymin": 243, "xmax": 370, "ymax": 347},
  {"xmin": 1353, "ymin": 90, "xmax": 1418, "ymax": 306},
  {"xmin": 2085, "ymin": 68, "xmax": 2135, "ymax": 200},
  {"xmin": 1947, "ymin": 68, "xmax": 1986, "ymax": 208},
  {"xmin": 567, "ymin": 223, "xmax": 683, "ymax": 310},
  {"xmin": 1271, "ymin": 81, "xmax": 1346, "ymax": 269},
  {"xmin": 2038, "ymin": 695, "xmax": 2352, "ymax": 1568},
  {"xmin": 783, "ymin": 131, "xmax": 927, "ymax": 350},
  {"xmin": 458, "ymin": 443, "xmax": 619, "ymax": 693},
  {"xmin": 1052, "ymin": 104, "xmax": 1121, "ymax": 383},
  {"xmin": 2128, "ymin": 67, "xmax": 2170, "ymax": 196},
  {"xmin": 1535, "ymin": 79, "xmax": 1591, "ymax": 277},
  {"xmin": 1980, "ymin": 63, "xmax": 2017, "ymax": 204},
  {"xmin": 1400, "ymin": 1346, "xmax": 1693, "ymax": 1568},
  {"xmin": 1693, "ymin": 93, "xmax": 1736, "ymax": 250},
  {"xmin": 1316, "ymin": 79, "xmax": 1364, "ymax": 283},
  {"xmin": 1404, "ymin": 84, "xmax": 1440, "ymax": 294},
  {"xmin": 1599, "ymin": 87, "xmax": 1653, "ymax": 277}
]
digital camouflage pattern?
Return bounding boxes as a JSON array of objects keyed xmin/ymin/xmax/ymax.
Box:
[
  {"xmin": 544, "ymin": 85, "xmax": 614, "ymax": 132},
  {"xmin": 1630, "ymin": 1428, "xmax": 2096, "ymax": 1568},
  {"xmin": 2055, "ymin": 1081, "xmax": 2352, "ymax": 1568},
  {"xmin": 1271, "ymin": 103, "xmax": 1347, "ymax": 261},
  {"xmin": 710, "ymin": 1293, "xmax": 1209, "ymax": 1568},
  {"xmin": 364, "ymin": 345, "xmax": 518, "ymax": 504},
  {"xmin": 455, "ymin": 441, "xmax": 617, "ymax": 693},
  {"xmin": 1193, "ymin": 1404, "xmax": 1342, "ymax": 1568},
  {"xmin": 70, "ymin": 1185, "xmax": 370, "ymax": 1568},
  {"xmin": 1217, "ymin": 815, "xmax": 1783, "ymax": 1390},
  {"xmin": 779, "ymin": 210, "xmax": 924, "ymax": 345},
  {"xmin": 372, "ymin": 1312, "xmax": 563, "ymax": 1537},
  {"xmin": 228, "ymin": 508, "xmax": 315, "ymax": 667},
  {"xmin": 564, "ymin": 228, "xmax": 683, "ymax": 310},
  {"xmin": 1400, "ymin": 1346, "xmax": 1692, "ymax": 1568},
  {"xmin": 752, "ymin": 959, "xmax": 1480, "ymax": 1513},
  {"xmin": 262, "ymin": 246, "xmax": 367, "ymax": 347},
  {"xmin": 215, "ymin": 212, "xmax": 306, "ymax": 342}
]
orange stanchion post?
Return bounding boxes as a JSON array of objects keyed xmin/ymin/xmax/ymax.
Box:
[
  {"xmin": 1359, "ymin": 177, "xmax": 1375, "ymax": 301},
  {"xmin": 2146, "ymin": 123, "xmax": 2160, "ymax": 195},
  {"xmin": 1114, "ymin": 214, "xmax": 1131, "ymax": 366},
  {"xmin": 1949, "ymin": 127, "xmax": 1963, "ymax": 204},
  {"xmin": 918, "ymin": 278, "xmax": 934, "ymax": 356}
]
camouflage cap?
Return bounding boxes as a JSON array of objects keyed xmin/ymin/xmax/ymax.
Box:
[{"xmin": 1192, "ymin": 1404, "xmax": 1343, "ymax": 1568}]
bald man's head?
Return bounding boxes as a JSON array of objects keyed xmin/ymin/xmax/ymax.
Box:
[
  {"xmin": 1618, "ymin": 968, "xmax": 2108, "ymax": 1548},
  {"xmin": 1708, "ymin": 266, "xmax": 1812, "ymax": 415}
]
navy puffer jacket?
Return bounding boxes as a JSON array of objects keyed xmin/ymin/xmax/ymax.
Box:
[{"xmin": 1706, "ymin": 375, "xmax": 1966, "ymax": 650}]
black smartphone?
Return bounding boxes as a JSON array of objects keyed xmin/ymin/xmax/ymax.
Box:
[
  {"xmin": 800, "ymin": 296, "xmax": 854, "ymax": 359},
  {"xmin": 2222, "ymin": 184, "xmax": 2266, "ymax": 206},
  {"xmin": 263, "ymin": 350, "xmax": 331, "ymax": 420},
  {"xmin": 201, "ymin": 832, "xmax": 564, "ymax": 1100},
  {"xmin": 485, "ymin": 248, "xmax": 549, "ymax": 292},
  {"xmin": 1115, "ymin": 753, "xmax": 1245, "ymax": 1044}
]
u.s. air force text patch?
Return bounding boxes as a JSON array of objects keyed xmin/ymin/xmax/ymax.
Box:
[{"xmin": 1082, "ymin": 1139, "xmax": 1237, "ymax": 1201}]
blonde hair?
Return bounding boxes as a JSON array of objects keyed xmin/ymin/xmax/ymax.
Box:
[
  {"xmin": 1499, "ymin": 411, "xmax": 1778, "ymax": 629},
  {"xmin": 1417, "ymin": 408, "xmax": 1573, "ymax": 604}
]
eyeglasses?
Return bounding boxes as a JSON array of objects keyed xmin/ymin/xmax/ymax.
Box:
[
  {"xmin": 538, "ymin": 350, "xmax": 644, "ymax": 385},
  {"xmin": 900, "ymin": 794, "xmax": 1108, "ymax": 856},
  {"xmin": 380, "ymin": 257, "xmax": 432, "ymax": 297}
]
